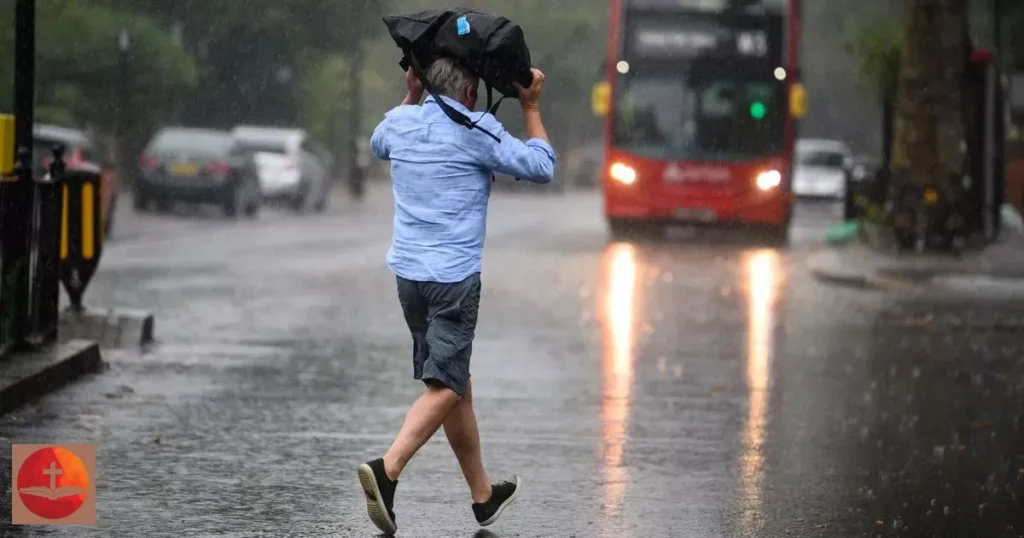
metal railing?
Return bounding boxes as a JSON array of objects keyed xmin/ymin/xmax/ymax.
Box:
[{"xmin": 0, "ymin": 140, "xmax": 66, "ymax": 353}]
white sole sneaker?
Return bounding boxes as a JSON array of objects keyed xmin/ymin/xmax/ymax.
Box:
[
  {"xmin": 357, "ymin": 463, "xmax": 397, "ymax": 534},
  {"xmin": 479, "ymin": 475, "xmax": 521, "ymax": 527}
]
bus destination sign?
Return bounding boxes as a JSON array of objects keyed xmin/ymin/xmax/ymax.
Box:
[
  {"xmin": 633, "ymin": 26, "xmax": 770, "ymax": 57},
  {"xmin": 626, "ymin": 13, "xmax": 783, "ymax": 64}
]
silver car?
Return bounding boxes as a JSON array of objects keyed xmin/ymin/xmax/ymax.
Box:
[
  {"xmin": 793, "ymin": 138, "xmax": 853, "ymax": 200},
  {"xmin": 230, "ymin": 126, "xmax": 331, "ymax": 213}
]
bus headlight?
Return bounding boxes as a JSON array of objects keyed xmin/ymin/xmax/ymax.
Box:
[
  {"xmin": 756, "ymin": 170, "xmax": 782, "ymax": 191},
  {"xmin": 610, "ymin": 162, "xmax": 637, "ymax": 185}
]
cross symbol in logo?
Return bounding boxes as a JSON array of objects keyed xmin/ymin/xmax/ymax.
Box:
[{"xmin": 42, "ymin": 461, "xmax": 63, "ymax": 490}]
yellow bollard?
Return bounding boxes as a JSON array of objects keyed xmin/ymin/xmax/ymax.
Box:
[
  {"xmin": 591, "ymin": 81, "xmax": 610, "ymax": 117},
  {"xmin": 0, "ymin": 114, "xmax": 15, "ymax": 178},
  {"xmin": 789, "ymin": 83, "xmax": 807, "ymax": 119},
  {"xmin": 81, "ymin": 181, "xmax": 95, "ymax": 259}
]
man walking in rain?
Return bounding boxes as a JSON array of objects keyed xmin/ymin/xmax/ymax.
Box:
[{"xmin": 357, "ymin": 57, "xmax": 555, "ymax": 534}]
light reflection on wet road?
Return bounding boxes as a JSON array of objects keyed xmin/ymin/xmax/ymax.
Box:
[
  {"xmin": 598, "ymin": 242, "xmax": 638, "ymax": 534},
  {"xmin": 737, "ymin": 249, "xmax": 778, "ymax": 536},
  {"xmin": 1, "ymin": 186, "xmax": 1022, "ymax": 537}
]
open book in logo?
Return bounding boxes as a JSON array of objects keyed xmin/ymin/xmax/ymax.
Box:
[
  {"xmin": 19, "ymin": 486, "xmax": 88, "ymax": 501},
  {"xmin": 18, "ymin": 461, "xmax": 88, "ymax": 500},
  {"xmin": 19, "ymin": 485, "xmax": 89, "ymax": 500}
]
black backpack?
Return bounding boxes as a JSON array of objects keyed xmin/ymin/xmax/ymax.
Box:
[{"xmin": 383, "ymin": 8, "xmax": 534, "ymax": 142}]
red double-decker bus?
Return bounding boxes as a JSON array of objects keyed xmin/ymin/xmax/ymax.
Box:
[{"xmin": 599, "ymin": 0, "xmax": 803, "ymax": 241}]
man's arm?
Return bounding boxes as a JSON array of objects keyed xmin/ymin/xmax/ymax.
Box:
[
  {"xmin": 480, "ymin": 67, "xmax": 556, "ymax": 183},
  {"xmin": 401, "ymin": 67, "xmax": 424, "ymax": 106},
  {"xmin": 370, "ymin": 118, "xmax": 391, "ymax": 161},
  {"xmin": 478, "ymin": 126, "xmax": 556, "ymax": 183},
  {"xmin": 371, "ymin": 69, "xmax": 425, "ymax": 160},
  {"xmin": 522, "ymin": 108, "xmax": 549, "ymax": 144}
]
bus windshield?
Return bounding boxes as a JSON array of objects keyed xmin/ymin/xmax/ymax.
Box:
[{"xmin": 612, "ymin": 73, "xmax": 785, "ymax": 161}]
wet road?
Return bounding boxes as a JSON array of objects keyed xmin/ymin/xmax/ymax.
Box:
[{"xmin": 2, "ymin": 185, "xmax": 1023, "ymax": 537}]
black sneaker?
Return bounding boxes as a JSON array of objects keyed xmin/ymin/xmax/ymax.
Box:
[
  {"xmin": 472, "ymin": 475, "xmax": 522, "ymax": 527},
  {"xmin": 357, "ymin": 459, "xmax": 398, "ymax": 534}
]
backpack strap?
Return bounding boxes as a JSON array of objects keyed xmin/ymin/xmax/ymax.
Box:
[
  {"xmin": 465, "ymin": 82, "xmax": 508, "ymax": 138},
  {"xmin": 476, "ymin": 83, "xmax": 517, "ymax": 182},
  {"xmin": 477, "ymin": 82, "xmax": 507, "ymax": 117},
  {"xmin": 406, "ymin": 52, "xmax": 501, "ymax": 143},
  {"xmin": 489, "ymin": 95, "xmax": 507, "ymax": 115}
]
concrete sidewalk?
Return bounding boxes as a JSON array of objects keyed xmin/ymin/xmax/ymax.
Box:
[{"xmin": 808, "ymin": 234, "xmax": 1024, "ymax": 292}]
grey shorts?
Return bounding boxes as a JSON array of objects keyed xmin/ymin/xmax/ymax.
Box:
[{"xmin": 395, "ymin": 273, "xmax": 481, "ymax": 397}]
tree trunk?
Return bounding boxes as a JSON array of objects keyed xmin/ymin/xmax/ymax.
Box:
[{"xmin": 888, "ymin": 0, "xmax": 969, "ymax": 247}]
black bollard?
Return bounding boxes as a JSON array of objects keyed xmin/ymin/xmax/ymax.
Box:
[
  {"xmin": 59, "ymin": 169, "xmax": 104, "ymax": 313},
  {"xmin": 29, "ymin": 145, "xmax": 66, "ymax": 344},
  {"xmin": 0, "ymin": 0, "xmax": 36, "ymax": 351}
]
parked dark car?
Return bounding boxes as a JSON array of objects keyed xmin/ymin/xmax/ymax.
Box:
[
  {"xmin": 33, "ymin": 124, "xmax": 120, "ymax": 236},
  {"xmin": 136, "ymin": 127, "xmax": 261, "ymax": 218}
]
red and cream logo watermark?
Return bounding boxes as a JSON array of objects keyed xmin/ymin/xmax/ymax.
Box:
[{"xmin": 11, "ymin": 444, "xmax": 96, "ymax": 525}]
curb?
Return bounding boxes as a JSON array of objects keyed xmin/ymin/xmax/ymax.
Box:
[
  {"xmin": 0, "ymin": 339, "xmax": 103, "ymax": 416},
  {"xmin": 807, "ymin": 264, "xmax": 873, "ymax": 289},
  {"xmin": 807, "ymin": 251, "xmax": 919, "ymax": 292},
  {"xmin": 60, "ymin": 307, "xmax": 155, "ymax": 349}
]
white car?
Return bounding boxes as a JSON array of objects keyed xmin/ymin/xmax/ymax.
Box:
[
  {"xmin": 793, "ymin": 139, "xmax": 853, "ymax": 200},
  {"xmin": 230, "ymin": 126, "xmax": 331, "ymax": 213}
]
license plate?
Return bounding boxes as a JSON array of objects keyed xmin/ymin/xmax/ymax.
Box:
[
  {"xmin": 674, "ymin": 208, "xmax": 717, "ymax": 222},
  {"xmin": 169, "ymin": 162, "xmax": 199, "ymax": 176}
]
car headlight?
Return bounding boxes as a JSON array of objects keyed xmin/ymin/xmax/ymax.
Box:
[
  {"xmin": 609, "ymin": 162, "xmax": 637, "ymax": 185},
  {"xmin": 756, "ymin": 169, "xmax": 782, "ymax": 191}
]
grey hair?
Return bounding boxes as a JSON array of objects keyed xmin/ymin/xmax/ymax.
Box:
[{"xmin": 425, "ymin": 57, "xmax": 478, "ymax": 100}]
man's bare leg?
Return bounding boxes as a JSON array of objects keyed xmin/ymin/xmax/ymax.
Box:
[
  {"xmin": 442, "ymin": 380, "xmax": 492, "ymax": 503},
  {"xmin": 382, "ymin": 383, "xmax": 461, "ymax": 480}
]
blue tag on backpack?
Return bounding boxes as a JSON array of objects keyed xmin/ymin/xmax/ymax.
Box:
[{"xmin": 456, "ymin": 15, "xmax": 470, "ymax": 36}]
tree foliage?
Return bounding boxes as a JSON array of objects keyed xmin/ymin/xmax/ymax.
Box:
[
  {"xmin": 846, "ymin": 17, "xmax": 903, "ymax": 103},
  {"xmin": 0, "ymin": 0, "xmax": 392, "ymax": 172},
  {"xmin": 96, "ymin": 0, "xmax": 388, "ymax": 128},
  {"xmin": 301, "ymin": 55, "xmax": 352, "ymax": 162},
  {"xmin": 0, "ymin": 0, "xmax": 196, "ymax": 132}
]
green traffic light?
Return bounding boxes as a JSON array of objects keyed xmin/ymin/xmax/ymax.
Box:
[{"xmin": 750, "ymin": 101, "xmax": 767, "ymax": 120}]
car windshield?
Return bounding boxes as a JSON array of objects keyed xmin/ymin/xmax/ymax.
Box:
[
  {"xmin": 149, "ymin": 130, "xmax": 232, "ymax": 159},
  {"xmin": 798, "ymin": 149, "xmax": 846, "ymax": 168},
  {"xmin": 235, "ymin": 140, "xmax": 289, "ymax": 154},
  {"xmin": 612, "ymin": 74, "xmax": 785, "ymax": 161}
]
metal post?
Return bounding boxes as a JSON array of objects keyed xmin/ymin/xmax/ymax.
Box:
[
  {"xmin": 992, "ymin": 0, "xmax": 1006, "ymax": 239},
  {"xmin": 0, "ymin": 0, "xmax": 36, "ymax": 351},
  {"xmin": 118, "ymin": 30, "xmax": 130, "ymax": 189},
  {"xmin": 30, "ymin": 147, "xmax": 64, "ymax": 345},
  {"xmin": 881, "ymin": 85, "xmax": 895, "ymax": 172},
  {"xmin": 993, "ymin": 0, "xmax": 1003, "ymax": 65},
  {"xmin": 984, "ymin": 61, "xmax": 997, "ymax": 241},
  {"xmin": 348, "ymin": 14, "xmax": 365, "ymax": 200},
  {"xmin": 348, "ymin": 47, "xmax": 365, "ymax": 199}
]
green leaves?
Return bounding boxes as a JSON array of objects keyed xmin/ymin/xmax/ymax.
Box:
[
  {"xmin": 301, "ymin": 55, "xmax": 353, "ymax": 153},
  {"xmin": 0, "ymin": 1, "xmax": 196, "ymax": 133},
  {"xmin": 845, "ymin": 15, "xmax": 904, "ymax": 101}
]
